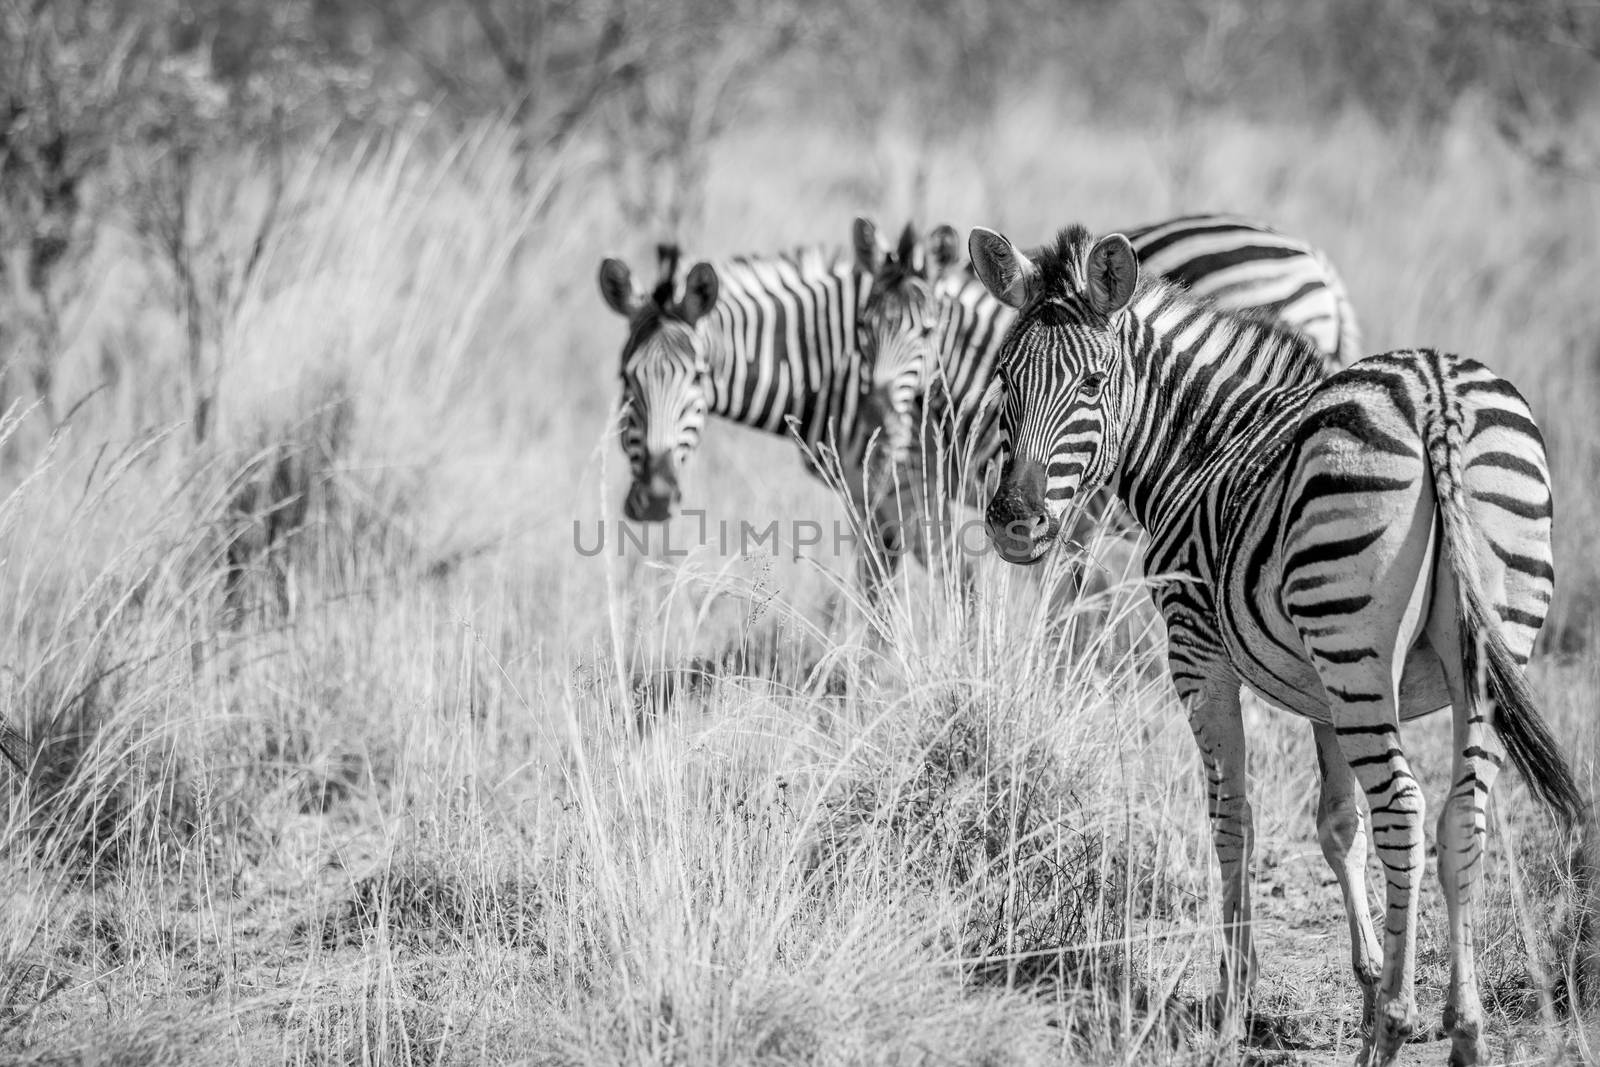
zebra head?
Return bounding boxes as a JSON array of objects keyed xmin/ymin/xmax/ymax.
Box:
[
  {"xmin": 969, "ymin": 225, "xmax": 1138, "ymax": 565},
  {"xmin": 597, "ymin": 245, "xmax": 720, "ymax": 522},
  {"xmin": 851, "ymin": 219, "xmax": 962, "ymax": 468}
]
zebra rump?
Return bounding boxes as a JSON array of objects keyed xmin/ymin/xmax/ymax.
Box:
[{"xmin": 1425, "ymin": 382, "xmax": 1584, "ymax": 826}]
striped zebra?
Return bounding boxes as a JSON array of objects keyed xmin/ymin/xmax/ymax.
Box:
[
  {"xmin": 853, "ymin": 213, "xmax": 1360, "ymax": 505},
  {"xmin": 852, "ymin": 214, "xmax": 1361, "ymax": 650},
  {"xmin": 969, "ymin": 223, "xmax": 1581, "ymax": 1066},
  {"xmin": 596, "ymin": 243, "xmax": 948, "ymax": 598}
]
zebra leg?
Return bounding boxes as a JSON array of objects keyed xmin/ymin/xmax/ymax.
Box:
[
  {"xmin": 822, "ymin": 454, "xmax": 907, "ymax": 640},
  {"xmin": 900, "ymin": 444, "xmax": 977, "ymax": 609},
  {"xmin": 1311, "ymin": 664, "xmax": 1428, "ymax": 1067},
  {"xmin": 1329, "ymin": 710, "xmax": 1424, "ymax": 1067},
  {"xmin": 1426, "ymin": 581, "xmax": 1507, "ymax": 1067},
  {"xmin": 1180, "ymin": 677, "xmax": 1258, "ymax": 1015},
  {"xmin": 1311, "ymin": 723, "xmax": 1383, "ymax": 1035},
  {"xmin": 1285, "ymin": 420, "xmax": 1438, "ymax": 1066},
  {"xmin": 1434, "ymin": 714, "xmax": 1500, "ymax": 1067}
]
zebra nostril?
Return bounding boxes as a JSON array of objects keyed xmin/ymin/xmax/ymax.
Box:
[{"xmin": 1013, "ymin": 512, "xmax": 1049, "ymax": 542}]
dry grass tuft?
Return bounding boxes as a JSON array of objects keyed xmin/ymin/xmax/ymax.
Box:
[
  {"xmin": 811, "ymin": 684, "xmax": 1117, "ymax": 988},
  {"xmin": 314, "ymin": 854, "xmax": 543, "ymax": 952}
]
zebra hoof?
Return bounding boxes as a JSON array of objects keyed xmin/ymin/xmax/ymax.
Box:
[
  {"xmin": 1357, "ymin": 998, "xmax": 1415, "ymax": 1067},
  {"xmin": 1445, "ymin": 1021, "xmax": 1485, "ymax": 1066}
]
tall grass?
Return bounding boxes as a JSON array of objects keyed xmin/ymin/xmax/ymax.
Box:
[{"xmin": 0, "ymin": 103, "xmax": 1596, "ymax": 1064}]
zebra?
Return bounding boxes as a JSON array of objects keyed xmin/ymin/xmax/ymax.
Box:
[
  {"xmin": 852, "ymin": 213, "xmax": 1361, "ymax": 506},
  {"xmin": 851, "ymin": 213, "xmax": 1362, "ymax": 654},
  {"xmin": 596, "ymin": 243, "xmax": 949, "ymax": 600},
  {"xmin": 968, "ymin": 223, "xmax": 1581, "ymax": 1067}
]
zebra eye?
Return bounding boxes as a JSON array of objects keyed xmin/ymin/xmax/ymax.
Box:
[{"xmin": 1080, "ymin": 374, "xmax": 1106, "ymax": 399}]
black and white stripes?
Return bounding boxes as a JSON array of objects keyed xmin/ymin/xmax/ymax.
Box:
[
  {"xmin": 600, "ymin": 243, "xmax": 872, "ymax": 521},
  {"xmin": 1122, "ymin": 213, "xmax": 1360, "ymax": 370},
  {"xmin": 854, "ymin": 213, "xmax": 1361, "ymax": 513},
  {"xmin": 598, "ymin": 241, "xmax": 958, "ymax": 599},
  {"xmin": 970, "ymin": 224, "xmax": 1578, "ymax": 1067}
]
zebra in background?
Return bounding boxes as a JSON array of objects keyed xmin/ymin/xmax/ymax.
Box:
[
  {"xmin": 596, "ymin": 243, "xmax": 956, "ymax": 600},
  {"xmin": 1123, "ymin": 214, "xmax": 1361, "ymax": 371},
  {"xmin": 970, "ymin": 223, "xmax": 1580, "ymax": 1067}
]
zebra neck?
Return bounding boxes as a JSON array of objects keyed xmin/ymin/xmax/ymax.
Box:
[
  {"xmin": 700, "ymin": 322, "xmax": 757, "ymax": 423},
  {"xmin": 1110, "ymin": 290, "xmax": 1322, "ymax": 540},
  {"xmin": 933, "ymin": 280, "xmax": 1013, "ymax": 430}
]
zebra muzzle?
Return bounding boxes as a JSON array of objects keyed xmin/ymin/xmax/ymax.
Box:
[
  {"xmin": 624, "ymin": 456, "xmax": 681, "ymax": 522},
  {"xmin": 986, "ymin": 461, "xmax": 1058, "ymax": 565}
]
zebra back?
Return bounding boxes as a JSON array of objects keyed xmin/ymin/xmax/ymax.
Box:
[{"xmin": 1119, "ymin": 214, "xmax": 1359, "ymax": 371}]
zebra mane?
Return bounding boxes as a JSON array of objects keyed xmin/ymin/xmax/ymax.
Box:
[
  {"xmin": 709, "ymin": 245, "xmax": 853, "ymax": 300},
  {"xmin": 652, "ymin": 243, "xmax": 683, "ymax": 309},
  {"xmin": 1030, "ymin": 225, "xmax": 1098, "ymax": 301},
  {"xmin": 721, "ymin": 245, "xmax": 847, "ymax": 273},
  {"xmin": 870, "ymin": 243, "xmax": 928, "ymax": 289}
]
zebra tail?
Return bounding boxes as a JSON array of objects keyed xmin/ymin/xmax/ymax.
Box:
[
  {"xmin": 1426, "ymin": 386, "xmax": 1585, "ymax": 829},
  {"xmin": 1311, "ymin": 246, "xmax": 1363, "ymax": 370}
]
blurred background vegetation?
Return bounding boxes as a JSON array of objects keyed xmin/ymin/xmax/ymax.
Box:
[
  {"xmin": 6, "ymin": 0, "xmax": 1600, "ymax": 430},
  {"xmin": 8, "ymin": 0, "xmax": 1600, "ymax": 291}
]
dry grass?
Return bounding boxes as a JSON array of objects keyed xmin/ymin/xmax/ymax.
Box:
[{"xmin": 0, "ymin": 100, "xmax": 1597, "ymax": 1065}]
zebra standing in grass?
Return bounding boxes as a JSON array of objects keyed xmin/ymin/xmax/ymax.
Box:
[
  {"xmin": 851, "ymin": 213, "xmax": 1361, "ymax": 638},
  {"xmin": 969, "ymin": 224, "xmax": 1579, "ymax": 1067},
  {"xmin": 597, "ymin": 243, "xmax": 952, "ymax": 599}
]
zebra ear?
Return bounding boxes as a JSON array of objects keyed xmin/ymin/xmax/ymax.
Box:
[
  {"xmin": 1087, "ymin": 234, "xmax": 1138, "ymax": 316},
  {"xmin": 599, "ymin": 258, "xmax": 644, "ymax": 318},
  {"xmin": 928, "ymin": 224, "xmax": 961, "ymax": 279},
  {"xmin": 678, "ymin": 262, "xmax": 719, "ymax": 325},
  {"xmin": 968, "ymin": 227, "xmax": 1036, "ymax": 309},
  {"xmin": 896, "ymin": 221, "xmax": 925, "ymax": 277},
  {"xmin": 853, "ymin": 217, "xmax": 887, "ymax": 276}
]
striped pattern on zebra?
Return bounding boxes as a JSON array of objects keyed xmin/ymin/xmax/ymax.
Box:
[
  {"xmin": 969, "ymin": 224, "xmax": 1580, "ymax": 1067},
  {"xmin": 853, "ymin": 213, "xmax": 1361, "ymax": 510},
  {"xmin": 852, "ymin": 218, "xmax": 940, "ymax": 471},
  {"xmin": 597, "ymin": 243, "xmax": 945, "ymax": 596},
  {"xmin": 1122, "ymin": 214, "xmax": 1362, "ymax": 368}
]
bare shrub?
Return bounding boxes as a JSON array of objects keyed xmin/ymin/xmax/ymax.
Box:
[
  {"xmin": 0, "ymin": 1, "xmax": 141, "ymax": 428},
  {"xmin": 216, "ymin": 382, "xmax": 358, "ymax": 624}
]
